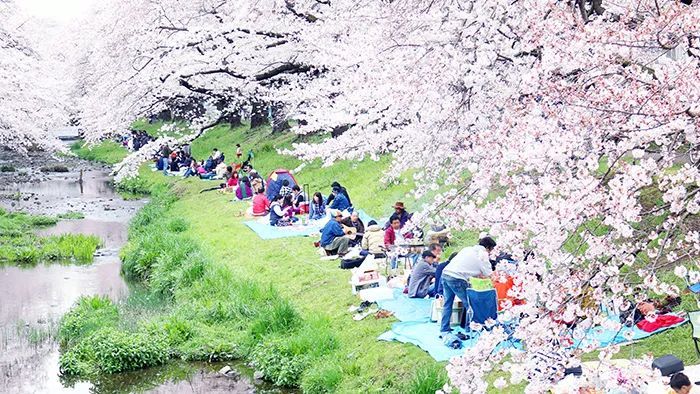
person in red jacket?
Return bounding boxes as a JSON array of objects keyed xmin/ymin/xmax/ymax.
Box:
[
  {"xmin": 251, "ymin": 188, "xmax": 270, "ymax": 216},
  {"xmin": 384, "ymin": 215, "xmax": 404, "ymax": 247}
]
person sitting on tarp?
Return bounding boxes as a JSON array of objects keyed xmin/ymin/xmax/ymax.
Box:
[
  {"xmin": 621, "ymin": 296, "xmax": 684, "ymax": 333},
  {"xmin": 249, "ymin": 169, "xmax": 264, "ymax": 193},
  {"xmin": 320, "ymin": 210, "xmax": 352, "ymax": 256},
  {"xmin": 269, "ymin": 195, "xmax": 293, "ymax": 226},
  {"xmin": 384, "ymin": 201, "xmax": 412, "ymax": 229},
  {"xmin": 183, "ymin": 159, "xmax": 199, "ymax": 178},
  {"xmin": 327, "ymin": 187, "xmax": 350, "ymax": 212},
  {"xmin": 408, "ymin": 250, "xmax": 438, "ymax": 298},
  {"xmin": 279, "ymin": 179, "xmax": 292, "ymax": 198},
  {"xmin": 235, "ymin": 176, "xmax": 253, "ymax": 200},
  {"xmin": 291, "ymin": 185, "xmax": 305, "ymax": 210},
  {"xmin": 361, "ymin": 220, "xmax": 384, "ymax": 256},
  {"xmin": 251, "ymin": 188, "xmax": 270, "ymax": 216},
  {"xmin": 439, "ymin": 237, "xmax": 497, "ymax": 335},
  {"xmin": 309, "ymin": 192, "xmax": 326, "ymax": 220},
  {"xmin": 341, "ymin": 211, "xmax": 364, "ymax": 247},
  {"xmin": 326, "ymin": 181, "xmax": 352, "ymax": 209}
]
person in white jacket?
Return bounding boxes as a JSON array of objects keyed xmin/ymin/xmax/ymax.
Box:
[{"xmin": 361, "ymin": 220, "xmax": 385, "ymax": 255}]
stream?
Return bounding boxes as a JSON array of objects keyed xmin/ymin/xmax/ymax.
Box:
[{"xmin": 0, "ymin": 149, "xmax": 283, "ymax": 393}]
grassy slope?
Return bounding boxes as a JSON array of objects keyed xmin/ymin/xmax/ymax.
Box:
[
  {"xmin": 129, "ymin": 124, "xmax": 454, "ymax": 392},
  {"xmin": 70, "ymin": 140, "xmax": 128, "ymax": 165},
  {"xmin": 74, "ymin": 123, "xmax": 699, "ymax": 393}
]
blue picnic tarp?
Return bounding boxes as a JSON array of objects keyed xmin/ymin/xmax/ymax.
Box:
[
  {"xmin": 574, "ymin": 314, "xmax": 687, "ymax": 349},
  {"xmin": 376, "ymin": 288, "xmax": 519, "ymax": 361},
  {"xmin": 244, "ymin": 210, "xmax": 376, "ymax": 240},
  {"xmin": 375, "ymin": 289, "xmax": 686, "ymax": 361}
]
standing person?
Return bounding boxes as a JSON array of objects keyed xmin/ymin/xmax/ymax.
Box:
[
  {"xmin": 236, "ymin": 143, "xmax": 242, "ymax": 160},
  {"xmin": 439, "ymin": 237, "xmax": 497, "ymax": 335},
  {"xmin": 408, "ymin": 251, "xmax": 438, "ymax": 298},
  {"xmin": 309, "ymin": 192, "xmax": 326, "ymax": 220},
  {"xmin": 320, "ymin": 210, "xmax": 351, "ymax": 256}
]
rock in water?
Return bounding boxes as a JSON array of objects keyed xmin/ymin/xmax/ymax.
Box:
[{"xmin": 219, "ymin": 366, "xmax": 232, "ymax": 375}]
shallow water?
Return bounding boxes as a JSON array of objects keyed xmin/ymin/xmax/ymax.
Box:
[{"xmin": 0, "ymin": 152, "xmax": 283, "ymax": 393}]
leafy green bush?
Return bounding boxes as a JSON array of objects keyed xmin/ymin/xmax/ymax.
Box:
[
  {"xmin": 251, "ymin": 338, "xmax": 311, "ymax": 387},
  {"xmin": 249, "ymin": 298, "xmax": 301, "ymax": 339},
  {"xmin": 301, "ymin": 359, "xmax": 343, "ymax": 394},
  {"xmin": 251, "ymin": 318, "xmax": 338, "ymax": 388},
  {"xmin": 59, "ymin": 296, "xmax": 119, "ymax": 347},
  {"xmin": 60, "ymin": 328, "xmax": 168, "ymax": 375},
  {"xmin": 116, "ymin": 176, "xmax": 152, "ymax": 196}
]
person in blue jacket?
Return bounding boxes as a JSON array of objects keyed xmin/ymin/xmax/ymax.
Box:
[
  {"xmin": 327, "ymin": 187, "xmax": 350, "ymax": 212},
  {"xmin": 320, "ymin": 210, "xmax": 350, "ymax": 255}
]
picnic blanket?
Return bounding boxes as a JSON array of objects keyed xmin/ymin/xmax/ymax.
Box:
[
  {"xmin": 574, "ymin": 313, "xmax": 687, "ymax": 349},
  {"xmin": 244, "ymin": 210, "xmax": 376, "ymax": 240},
  {"xmin": 376, "ymin": 288, "xmax": 432, "ymax": 322},
  {"xmin": 376, "ymin": 288, "xmax": 519, "ymax": 361}
]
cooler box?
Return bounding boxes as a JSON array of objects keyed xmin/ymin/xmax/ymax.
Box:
[{"xmin": 431, "ymin": 297, "xmax": 463, "ymax": 326}]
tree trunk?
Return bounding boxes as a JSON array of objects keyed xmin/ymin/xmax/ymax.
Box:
[
  {"xmin": 221, "ymin": 111, "xmax": 242, "ymax": 127},
  {"xmin": 250, "ymin": 101, "xmax": 267, "ymax": 129},
  {"xmin": 270, "ymin": 103, "xmax": 290, "ymax": 133}
]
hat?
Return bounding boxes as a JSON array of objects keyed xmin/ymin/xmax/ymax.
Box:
[
  {"xmin": 331, "ymin": 181, "xmax": 340, "ymax": 188},
  {"xmin": 422, "ymin": 250, "xmax": 435, "ymax": 259},
  {"xmin": 394, "ymin": 201, "xmax": 405, "ymax": 209},
  {"xmin": 333, "ymin": 210, "xmax": 343, "ymax": 217}
]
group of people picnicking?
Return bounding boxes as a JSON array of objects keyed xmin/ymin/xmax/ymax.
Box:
[
  {"xmin": 143, "ymin": 140, "xmax": 691, "ymax": 368},
  {"xmin": 151, "ymin": 143, "xmax": 268, "ymax": 201},
  {"xmin": 119, "ymin": 129, "xmax": 154, "ymax": 151}
]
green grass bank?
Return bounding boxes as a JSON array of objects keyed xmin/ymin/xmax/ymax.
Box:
[
  {"xmin": 64, "ymin": 123, "xmax": 452, "ymax": 393},
  {"xmin": 67, "ymin": 122, "xmax": 700, "ymax": 393},
  {"xmin": 0, "ymin": 209, "xmax": 101, "ymax": 265}
]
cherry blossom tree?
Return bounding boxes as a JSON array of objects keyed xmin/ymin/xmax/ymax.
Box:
[
  {"xmin": 3, "ymin": 0, "xmax": 700, "ymax": 391},
  {"xmin": 0, "ymin": 1, "xmax": 67, "ymax": 151},
  {"xmin": 81, "ymin": 0, "xmax": 700, "ymax": 391}
]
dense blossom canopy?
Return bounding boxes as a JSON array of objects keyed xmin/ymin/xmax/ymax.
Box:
[{"xmin": 3, "ymin": 0, "xmax": 700, "ymax": 392}]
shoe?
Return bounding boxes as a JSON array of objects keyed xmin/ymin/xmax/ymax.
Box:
[{"xmin": 456, "ymin": 332, "xmax": 469, "ymax": 341}]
